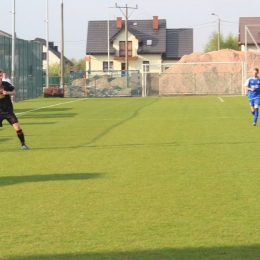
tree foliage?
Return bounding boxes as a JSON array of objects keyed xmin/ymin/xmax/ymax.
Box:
[
  {"xmin": 70, "ymin": 58, "xmax": 86, "ymax": 71},
  {"xmin": 49, "ymin": 61, "xmax": 76, "ymax": 76},
  {"xmin": 49, "ymin": 63, "xmax": 60, "ymax": 76},
  {"xmin": 204, "ymin": 31, "xmax": 240, "ymax": 53}
]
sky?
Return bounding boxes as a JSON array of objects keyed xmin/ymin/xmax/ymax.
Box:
[{"xmin": 1, "ymin": 0, "xmax": 259, "ymax": 61}]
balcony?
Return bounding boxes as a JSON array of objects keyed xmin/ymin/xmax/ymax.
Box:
[{"xmin": 114, "ymin": 56, "xmax": 138, "ymax": 61}]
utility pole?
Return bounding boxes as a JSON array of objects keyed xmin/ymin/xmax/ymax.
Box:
[
  {"xmin": 115, "ymin": 3, "xmax": 138, "ymax": 74},
  {"xmin": 211, "ymin": 13, "xmax": 220, "ymax": 50},
  {"xmin": 217, "ymin": 17, "xmax": 220, "ymax": 51},
  {"xmin": 60, "ymin": 0, "xmax": 64, "ymax": 90}
]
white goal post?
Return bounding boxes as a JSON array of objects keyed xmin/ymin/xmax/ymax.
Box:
[{"xmin": 244, "ymin": 24, "xmax": 260, "ymax": 80}]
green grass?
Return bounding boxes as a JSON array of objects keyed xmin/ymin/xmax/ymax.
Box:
[{"xmin": 1, "ymin": 96, "xmax": 260, "ymax": 260}]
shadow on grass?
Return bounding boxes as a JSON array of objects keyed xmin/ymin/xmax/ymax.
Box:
[
  {"xmin": 20, "ymin": 122, "xmax": 57, "ymax": 125},
  {"xmin": 86, "ymin": 141, "xmax": 180, "ymax": 148},
  {"xmin": 0, "ymin": 137, "xmax": 11, "ymax": 143},
  {"xmin": 0, "ymin": 173, "xmax": 104, "ymax": 187},
  {"xmin": 15, "ymin": 108, "xmax": 73, "ymax": 113},
  {"xmin": 19, "ymin": 113, "xmax": 77, "ymax": 119},
  {"xmin": 4, "ymin": 245, "xmax": 260, "ymax": 260},
  {"xmin": 83, "ymin": 98, "xmax": 160, "ymax": 147}
]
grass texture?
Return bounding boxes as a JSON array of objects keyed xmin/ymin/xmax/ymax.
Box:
[{"xmin": 1, "ymin": 96, "xmax": 260, "ymax": 260}]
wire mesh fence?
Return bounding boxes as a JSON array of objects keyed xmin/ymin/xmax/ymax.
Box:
[
  {"xmin": 0, "ymin": 35, "xmax": 43, "ymax": 101},
  {"xmin": 142, "ymin": 62, "xmax": 245, "ymax": 96},
  {"xmin": 66, "ymin": 70, "xmax": 141, "ymax": 98}
]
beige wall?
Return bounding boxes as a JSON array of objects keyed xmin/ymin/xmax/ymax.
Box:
[
  {"xmin": 113, "ymin": 31, "xmax": 139, "ymax": 57},
  {"xmin": 241, "ymin": 44, "xmax": 259, "ymax": 52},
  {"xmin": 86, "ymin": 30, "xmax": 163, "ymax": 72},
  {"xmin": 42, "ymin": 45, "xmax": 60, "ymax": 70},
  {"xmin": 162, "ymin": 60, "xmax": 178, "ymax": 64}
]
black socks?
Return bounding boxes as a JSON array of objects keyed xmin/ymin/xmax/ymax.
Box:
[{"xmin": 17, "ymin": 129, "xmax": 25, "ymax": 145}]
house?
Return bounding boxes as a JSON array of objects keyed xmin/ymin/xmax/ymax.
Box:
[
  {"xmin": 239, "ymin": 17, "xmax": 260, "ymax": 51},
  {"xmin": 33, "ymin": 38, "xmax": 73, "ymax": 71},
  {"xmin": 86, "ymin": 16, "xmax": 193, "ymax": 73}
]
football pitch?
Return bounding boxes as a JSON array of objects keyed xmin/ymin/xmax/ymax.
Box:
[{"xmin": 1, "ymin": 96, "xmax": 260, "ymax": 260}]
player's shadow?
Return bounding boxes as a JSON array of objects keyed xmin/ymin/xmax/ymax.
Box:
[
  {"xmin": 0, "ymin": 173, "xmax": 104, "ymax": 187},
  {"xmin": 15, "ymin": 108, "xmax": 73, "ymax": 113},
  {"xmin": 5, "ymin": 245, "xmax": 260, "ymax": 260},
  {"xmin": 0, "ymin": 137, "xmax": 12, "ymax": 143},
  {"xmin": 19, "ymin": 113, "xmax": 77, "ymax": 119},
  {"xmin": 21, "ymin": 122, "xmax": 57, "ymax": 125}
]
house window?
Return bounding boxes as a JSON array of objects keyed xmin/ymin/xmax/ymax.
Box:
[
  {"xmin": 143, "ymin": 61, "xmax": 150, "ymax": 72},
  {"xmin": 42, "ymin": 52, "xmax": 47, "ymax": 60},
  {"xmin": 119, "ymin": 41, "xmax": 132, "ymax": 57},
  {"xmin": 103, "ymin": 61, "xmax": 114, "ymax": 71}
]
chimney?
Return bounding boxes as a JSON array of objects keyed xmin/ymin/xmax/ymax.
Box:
[
  {"xmin": 153, "ymin": 16, "xmax": 158, "ymax": 30},
  {"xmin": 116, "ymin": 17, "xmax": 122, "ymax": 29}
]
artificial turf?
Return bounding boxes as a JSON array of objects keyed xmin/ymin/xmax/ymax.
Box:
[{"xmin": 1, "ymin": 96, "xmax": 260, "ymax": 260}]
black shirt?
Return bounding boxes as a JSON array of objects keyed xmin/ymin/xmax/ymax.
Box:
[{"xmin": 0, "ymin": 81, "xmax": 14, "ymax": 112}]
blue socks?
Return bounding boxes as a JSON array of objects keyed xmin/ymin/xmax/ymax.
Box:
[{"xmin": 254, "ymin": 108, "xmax": 259, "ymax": 124}]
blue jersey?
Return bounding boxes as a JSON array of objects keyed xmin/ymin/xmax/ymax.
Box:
[{"xmin": 244, "ymin": 77, "xmax": 260, "ymax": 100}]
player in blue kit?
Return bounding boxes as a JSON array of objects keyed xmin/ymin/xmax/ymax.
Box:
[{"xmin": 244, "ymin": 68, "xmax": 260, "ymax": 126}]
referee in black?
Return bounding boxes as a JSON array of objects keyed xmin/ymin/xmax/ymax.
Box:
[{"xmin": 0, "ymin": 69, "xmax": 29, "ymax": 150}]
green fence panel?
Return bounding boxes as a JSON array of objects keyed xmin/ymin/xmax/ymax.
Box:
[{"xmin": 0, "ymin": 35, "xmax": 43, "ymax": 101}]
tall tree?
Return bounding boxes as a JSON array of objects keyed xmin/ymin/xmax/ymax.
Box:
[
  {"xmin": 222, "ymin": 33, "xmax": 240, "ymax": 50},
  {"xmin": 204, "ymin": 31, "xmax": 240, "ymax": 52}
]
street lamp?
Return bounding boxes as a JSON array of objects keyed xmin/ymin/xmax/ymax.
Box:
[{"xmin": 211, "ymin": 13, "xmax": 220, "ymax": 50}]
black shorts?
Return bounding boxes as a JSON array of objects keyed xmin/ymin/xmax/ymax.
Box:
[{"xmin": 0, "ymin": 111, "xmax": 18, "ymax": 127}]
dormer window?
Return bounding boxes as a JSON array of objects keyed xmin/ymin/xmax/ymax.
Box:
[{"xmin": 147, "ymin": 40, "xmax": 152, "ymax": 46}]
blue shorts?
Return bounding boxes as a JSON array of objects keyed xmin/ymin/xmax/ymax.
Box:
[{"xmin": 249, "ymin": 98, "xmax": 260, "ymax": 107}]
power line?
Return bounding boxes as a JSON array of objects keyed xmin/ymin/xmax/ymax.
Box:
[{"xmin": 186, "ymin": 21, "xmax": 215, "ymax": 27}]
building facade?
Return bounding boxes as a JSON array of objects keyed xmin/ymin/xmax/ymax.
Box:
[{"xmin": 86, "ymin": 16, "xmax": 193, "ymax": 73}]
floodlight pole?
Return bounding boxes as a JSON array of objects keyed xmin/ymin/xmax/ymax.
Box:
[
  {"xmin": 107, "ymin": 7, "xmax": 110, "ymax": 73},
  {"xmin": 60, "ymin": 0, "xmax": 64, "ymax": 90},
  {"xmin": 45, "ymin": 0, "xmax": 49, "ymax": 89},
  {"xmin": 10, "ymin": 0, "xmax": 16, "ymax": 102},
  {"xmin": 11, "ymin": 0, "xmax": 16, "ymax": 82}
]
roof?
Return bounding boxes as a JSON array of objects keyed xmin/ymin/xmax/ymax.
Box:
[
  {"xmin": 164, "ymin": 29, "xmax": 193, "ymax": 59},
  {"xmin": 86, "ymin": 19, "xmax": 193, "ymax": 59},
  {"xmin": 87, "ymin": 19, "xmax": 166, "ymax": 55},
  {"xmin": 33, "ymin": 38, "xmax": 73, "ymax": 65},
  {"xmin": 239, "ymin": 17, "xmax": 260, "ymax": 45}
]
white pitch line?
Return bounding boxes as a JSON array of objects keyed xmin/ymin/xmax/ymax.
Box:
[
  {"xmin": 218, "ymin": 97, "xmax": 224, "ymax": 102},
  {"xmin": 16, "ymin": 98, "xmax": 87, "ymax": 115}
]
